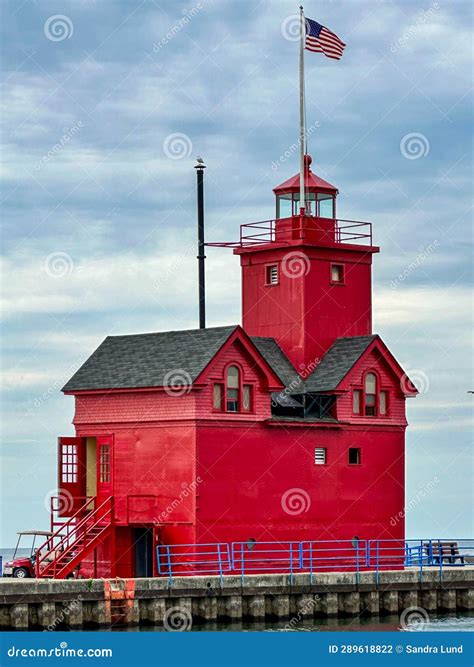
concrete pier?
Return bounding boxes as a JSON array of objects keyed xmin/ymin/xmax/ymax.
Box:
[{"xmin": 0, "ymin": 568, "xmax": 473, "ymax": 630}]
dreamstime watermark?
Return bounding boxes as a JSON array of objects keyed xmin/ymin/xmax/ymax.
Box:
[
  {"xmin": 281, "ymin": 488, "xmax": 311, "ymax": 516},
  {"xmin": 45, "ymin": 596, "xmax": 83, "ymax": 631},
  {"xmin": 163, "ymin": 606, "xmax": 193, "ymax": 631},
  {"xmin": 155, "ymin": 477, "xmax": 203, "ymax": 522},
  {"xmin": 163, "ymin": 132, "xmax": 193, "ymax": 159},
  {"xmin": 163, "ymin": 369, "xmax": 193, "ymax": 396},
  {"xmin": 43, "ymin": 488, "xmax": 74, "ymax": 515},
  {"xmin": 34, "ymin": 121, "xmax": 84, "ymax": 171},
  {"xmin": 44, "ymin": 252, "xmax": 74, "ymax": 278},
  {"xmin": 153, "ymin": 4, "xmax": 203, "ymax": 52},
  {"xmin": 280, "ymin": 14, "xmax": 302, "ymax": 42},
  {"xmin": 7, "ymin": 643, "xmax": 112, "ymax": 659},
  {"xmin": 284, "ymin": 594, "xmax": 321, "ymax": 629},
  {"xmin": 390, "ymin": 4, "xmax": 440, "ymax": 53},
  {"xmin": 400, "ymin": 606, "xmax": 430, "ymax": 630},
  {"xmin": 401, "ymin": 369, "xmax": 430, "ymax": 394},
  {"xmin": 390, "ymin": 476, "xmax": 439, "ymax": 527},
  {"xmin": 273, "ymin": 357, "xmax": 320, "ymax": 406},
  {"xmin": 271, "ymin": 120, "xmax": 321, "ymax": 171},
  {"xmin": 44, "ymin": 15, "xmax": 74, "ymax": 42},
  {"xmin": 400, "ymin": 132, "xmax": 430, "ymax": 160},
  {"xmin": 390, "ymin": 239, "xmax": 439, "ymax": 289},
  {"xmin": 281, "ymin": 251, "xmax": 311, "ymax": 279},
  {"xmin": 33, "ymin": 358, "xmax": 82, "ymax": 409}
]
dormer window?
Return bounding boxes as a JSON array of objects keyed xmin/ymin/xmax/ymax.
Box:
[
  {"xmin": 352, "ymin": 389, "xmax": 362, "ymax": 415},
  {"xmin": 213, "ymin": 383, "xmax": 224, "ymax": 410},
  {"xmin": 352, "ymin": 373, "xmax": 389, "ymax": 418},
  {"xmin": 213, "ymin": 365, "xmax": 254, "ymax": 414},
  {"xmin": 226, "ymin": 365, "xmax": 240, "ymax": 412},
  {"xmin": 364, "ymin": 373, "xmax": 377, "ymax": 416}
]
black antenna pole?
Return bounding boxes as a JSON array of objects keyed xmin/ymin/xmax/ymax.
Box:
[{"xmin": 195, "ymin": 157, "xmax": 206, "ymax": 329}]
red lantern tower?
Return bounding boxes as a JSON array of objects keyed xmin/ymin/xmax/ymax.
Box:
[{"xmin": 237, "ymin": 155, "xmax": 378, "ymax": 370}]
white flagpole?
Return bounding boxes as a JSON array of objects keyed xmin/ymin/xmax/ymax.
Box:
[{"xmin": 299, "ymin": 5, "xmax": 306, "ymax": 214}]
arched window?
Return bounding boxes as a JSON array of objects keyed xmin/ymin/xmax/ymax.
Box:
[
  {"xmin": 353, "ymin": 372, "xmax": 389, "ymax": 418},
  {"xmin": 226, "ymin": 365, "xmax": 240, "ymax": 412},
  {"xmin": 212, "ymin": 364, "xmax": 254, "ymax": 414},
  {"xmin": 364, "ymin": 372, "xmax": 377, "ymax": 416}
]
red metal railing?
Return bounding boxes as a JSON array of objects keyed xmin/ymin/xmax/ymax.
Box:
[
  {"xmin": 36, "ymin": 496, "xmax": 113, "ymax": 579},
  {"xmin": 49, "ymin": 495, "xmax": 93, "ymax": 532},
  {"xmin": 206, "ymin": 216, "xmax": 373, "ymax": 248}
]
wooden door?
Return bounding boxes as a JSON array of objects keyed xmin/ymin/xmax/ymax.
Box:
[{"xmin": 57, "ymin": 437, "xmax": 86, "ymax": 515}]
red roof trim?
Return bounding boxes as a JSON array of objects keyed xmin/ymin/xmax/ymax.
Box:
[{"xmin": 273, "ymin": 169, "xmax": 338, "ymax": 195}]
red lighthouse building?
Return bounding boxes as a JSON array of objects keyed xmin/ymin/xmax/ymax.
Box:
[{"xmin": 36, "ymin": 156, "xmax": 417, "ymax": 579}]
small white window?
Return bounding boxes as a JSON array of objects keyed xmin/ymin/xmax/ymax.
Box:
[
  {"xmin": 314, "ymin": 448, "xmax": 327, "ymax": 465},
  {"xmin": 266, "ymin": 264, "xmax": 278, "ymax": 285},
  {"xmin": 331, "ymin": 264, "xmax": 344, "ymax": 284}
]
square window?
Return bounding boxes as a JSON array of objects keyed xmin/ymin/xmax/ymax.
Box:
[
  {"xmin": 349, "ymin": 448, "xmax": 361, "ymax": 465},
  {"xmin": 265, "ymin": 264, "xmax": 279, "ymax": 286},
  {"xmin": 314, "ymin": 448, "xmax": 327, "ymax": 465},
  {"xmin": 227, "ymin": 388, "xmax": 239, "ymax": 412},
  {"xmin": 330, "ymin": 264, "xmax": 344, "ymax": 284},
  {"xmin": 380, "ymin": 390, "xmax": 388, "ymax": 415},
  {"xmin": 353, "ymin": 389, "xmax": 362, "ymax": 415},
  {"xmin": 364, "ymin": 393, "xmax": 376, "ymax": 416}
]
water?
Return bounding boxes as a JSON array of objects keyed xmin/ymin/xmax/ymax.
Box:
[
  {"xmin": 0, "ymin": 548, "xmax": 31, "ymax": 561},
  {"xmin": 112, "ymin": 613, "xmax": 474, "ymax": 633}
]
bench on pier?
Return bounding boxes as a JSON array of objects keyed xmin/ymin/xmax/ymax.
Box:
[{"xmin": 424, "ymin": 541, "xmax": 466, "ymax": 565}]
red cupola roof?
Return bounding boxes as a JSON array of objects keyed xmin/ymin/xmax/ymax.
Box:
[{"xmin": 273, "ymin": 154, "xmax": 338, "ymax": 196}]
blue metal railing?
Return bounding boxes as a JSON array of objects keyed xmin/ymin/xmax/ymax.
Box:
[
  {"xmin": 157, "ymin": 543, "xmax": 231, "ymax": 585},
  {"xmin": 231, "ymin": 541, "xmax": 300, "ymax": 583},
  {"xmin": 155, "ymin": 538, "xmax": 473, "ymax": 586}
]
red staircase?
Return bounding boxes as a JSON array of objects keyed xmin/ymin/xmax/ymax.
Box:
[{"xmin": 36, "ymin": 496, "xmax": 113, "ymax": 579}]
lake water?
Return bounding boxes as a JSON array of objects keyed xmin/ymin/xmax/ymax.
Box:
[{"xmin": 108, "ymin": 613, "xmax": 474, "ymax": 633}]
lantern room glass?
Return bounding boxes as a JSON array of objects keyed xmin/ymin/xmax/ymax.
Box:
[{"xmin": 276, "ymin": 192, "xmax": 335, "ymax": 219}]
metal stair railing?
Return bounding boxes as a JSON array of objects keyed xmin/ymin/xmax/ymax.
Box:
[{"xmin": 36, "ymin": 496, "xmax": 113, "ymax": 578}]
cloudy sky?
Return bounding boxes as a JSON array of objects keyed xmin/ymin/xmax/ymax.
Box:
[{"xmin": 1, "ymin": 0, "xmax": 472, "ymax": 546}]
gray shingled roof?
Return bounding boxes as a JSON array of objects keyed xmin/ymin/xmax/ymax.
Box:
[
  {"xmin": 62, "ymin": 326, "xmax": 238, "ymax": 392},
  {"xmin": 62, "ymin": 322, "xmax": 375, "ymax": 395},
  {"xmin": 250, "ymin": 337, "xmax": 299, "ymax": 388},
  {"xmin": 304, "ymin": 335, "xmax": 377, "ymax": 392}
]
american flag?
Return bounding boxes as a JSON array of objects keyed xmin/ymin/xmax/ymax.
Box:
[{"xmin": 305, "ymin": 18, "xmax": 346, "ymax": 60}]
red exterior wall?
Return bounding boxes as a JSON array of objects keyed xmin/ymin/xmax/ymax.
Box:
[
  {"xmin": 195, "ymin": 421, "xmax": 405, "ymax": 545},
  {"xmin": 240, "ymin": 244, "xmax": 375, "ymax": 369}
]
